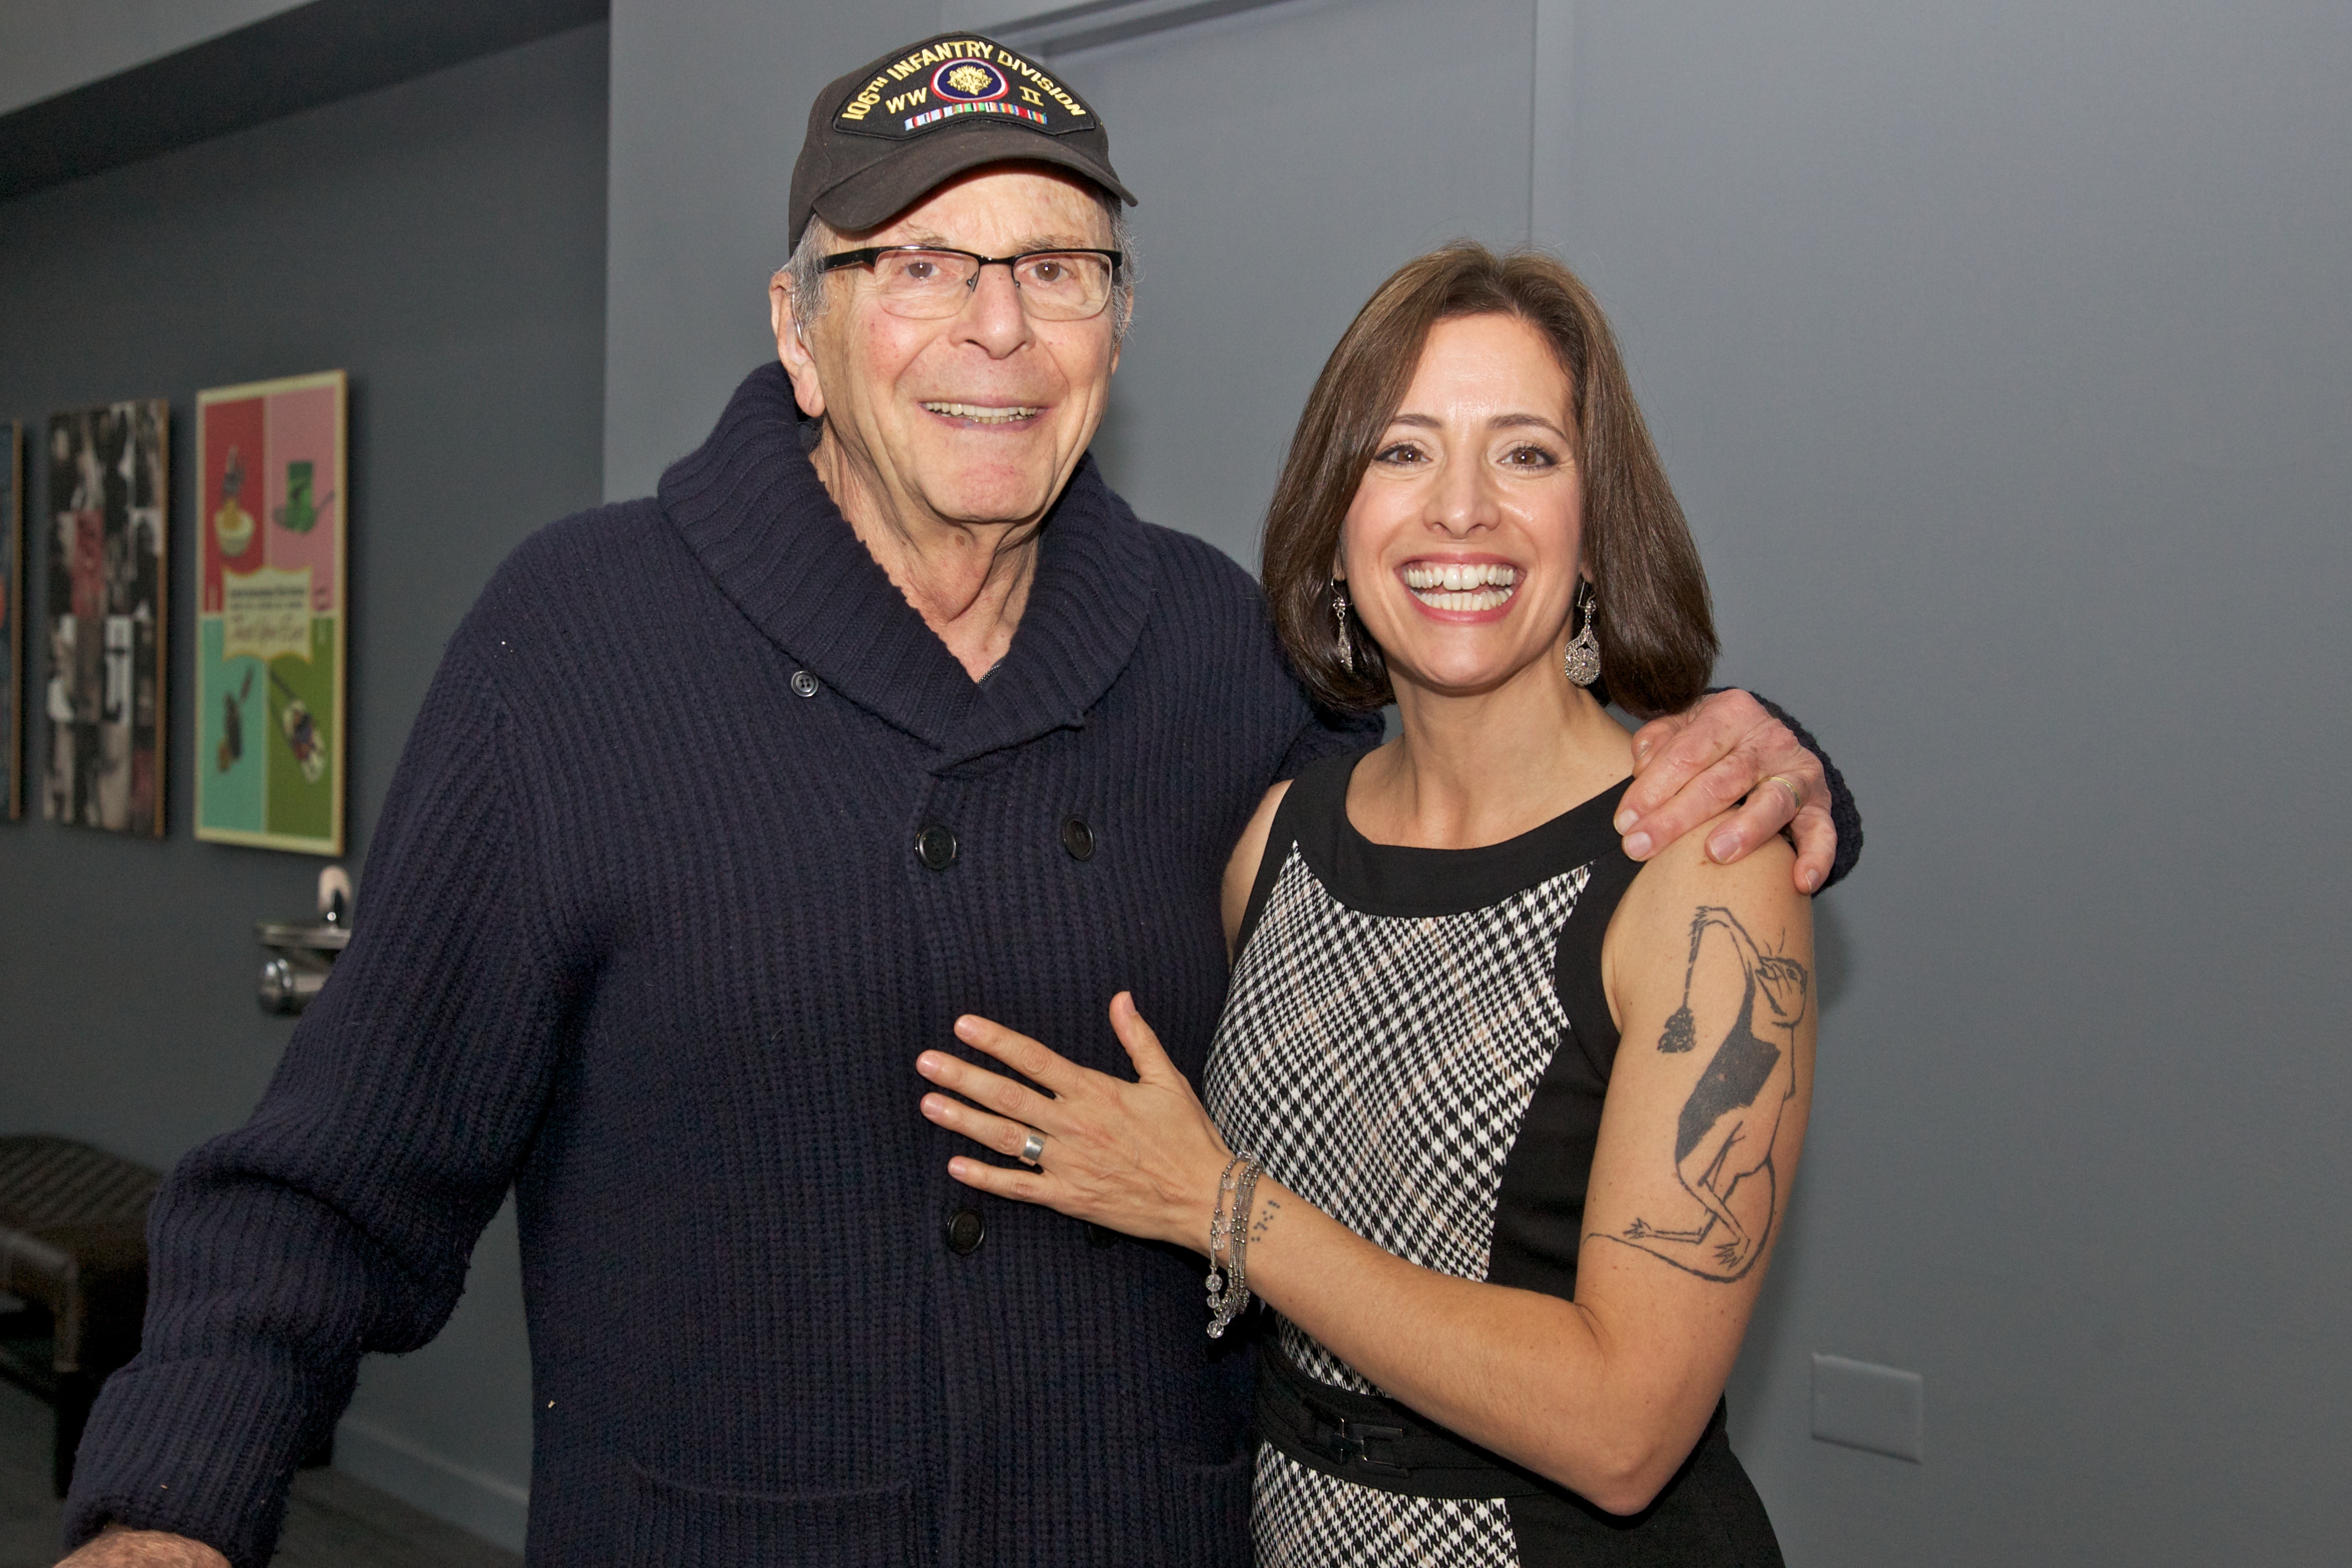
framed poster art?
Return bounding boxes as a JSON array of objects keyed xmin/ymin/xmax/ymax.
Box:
[
  {"xmin": 195, "ymin": 371, "xmax": 346, "ymax": 855},
  {"xmin": 2, "ymin": 421, "xmax": 19, "ymax": 819},
  {"xmin": 44, "ymin": 400, "xmax": 168, "ymax": 836}
]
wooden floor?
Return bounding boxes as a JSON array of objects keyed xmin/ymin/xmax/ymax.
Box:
[{"xmin": 0, "ymin": 1376, "xmax": 521, "ymax": 1568}]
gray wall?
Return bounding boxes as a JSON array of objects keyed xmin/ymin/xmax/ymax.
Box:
[
  {"xmin": 1066, "ymin": 0, "xmax": 1537, "ymax": 567},
  {"xmin": 0, "ymin": 22, "xmax": 612, "ymax": 1549},
  {"xmin": 598, "ymin": 2, "xmax": 2352, "ymax": 1564},
  {"xmin": 1542, "ymin": 6, "xmax": 2352, "ymax": 1562}
]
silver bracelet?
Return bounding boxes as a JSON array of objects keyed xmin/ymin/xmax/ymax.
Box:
[
  {"xmin": 1230, "ymin": 1158, "xmax": 1264, "ymax": 1304},
  {"xmin": 1208, "ymin": 1153, "xmax": 1264, "ymax": 1339},
  {"xmin": 1205, "ymin": 1153, "xmax": 1247, "ymax": 1302}
]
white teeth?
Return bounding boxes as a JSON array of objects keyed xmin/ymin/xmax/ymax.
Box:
[
  {"xmin": 922, "ymin": 402, "xmax": 1041, "ymax": 424},
  {"xmin": 1400, "ymin": 562, "xmax": 1519, "ymax": 591},
  {"xmin": 1399, "ymin": 563, "xmax": 1519, "ymax": 610},
  {"xmin": 1412, "ymin": 588, "xmax": 1513, "ymax": 611}
]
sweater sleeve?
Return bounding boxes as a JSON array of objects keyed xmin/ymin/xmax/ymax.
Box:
[
  {"xmin": 62, "ymin": 634, "xmax": 577, "ymax": 1568},
  {"xmin": 1276, "ymin": 703, "xmax": 1385, "ymax": 780}
]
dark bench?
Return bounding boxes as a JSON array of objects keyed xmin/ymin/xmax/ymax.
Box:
[{"xmin": 0, "ymin": 1134, "xmax": 159, "ymax": 1496}]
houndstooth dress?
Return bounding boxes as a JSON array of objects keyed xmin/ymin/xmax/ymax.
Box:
[{"xmin": 1203, "ymin": 753, "xmax": 1782, "ymax": 1568}]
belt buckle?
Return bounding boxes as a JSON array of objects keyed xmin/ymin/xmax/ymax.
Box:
[{"xmin": 1334, "ymin": 1417, "xmax": 1410, "ymax": 1479}]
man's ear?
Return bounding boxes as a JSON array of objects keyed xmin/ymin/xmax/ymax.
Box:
[{"xmin": 771, "ymin": 274, "xmax": 826, "ymax": 419}]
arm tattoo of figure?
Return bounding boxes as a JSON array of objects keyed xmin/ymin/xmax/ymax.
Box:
[{"xmin": 1605, "ymin": 906, "xmax": 1809, "ymax": 1282}]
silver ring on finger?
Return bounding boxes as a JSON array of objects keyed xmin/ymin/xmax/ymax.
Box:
[{"xmin": 1019, "ymin": 1129, "xmax": 1047, "ymax": 1164}]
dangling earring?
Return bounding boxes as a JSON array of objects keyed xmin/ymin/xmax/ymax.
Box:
[
  {"xmin": 1331, "ymin": 584, "xmax": 1357, "ymax": 674},
  {"xmin": 1563, "ymin": 580, "xmax": 1601, "ymax": 687}
]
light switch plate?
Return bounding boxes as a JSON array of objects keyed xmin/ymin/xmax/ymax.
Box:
[{"xmin": 1811, "ymin": 1353, "xmax": 1925, "ymax": 1462}]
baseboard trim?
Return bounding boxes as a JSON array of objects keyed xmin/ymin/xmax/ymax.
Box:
[{"xmin": 334, "ymin": 1416, "xmax": 531, "ymax": 1553}]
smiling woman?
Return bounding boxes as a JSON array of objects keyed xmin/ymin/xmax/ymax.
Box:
[
  {"xmin": 918, "ymin": 242, "xmax": 1808, "ymax": 1567},
  {"xmin": 1263, "ymin": 244, "xmax": 1716, "ymax": 720}
]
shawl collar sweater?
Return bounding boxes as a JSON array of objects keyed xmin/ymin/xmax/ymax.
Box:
[
  {"xmin": 67, "ymin": 365, "xmax": 1378, "ymax": 1568},
  {"xmin": 662, "ymin": 366, "xmax": 1156, "ymax": 768}
]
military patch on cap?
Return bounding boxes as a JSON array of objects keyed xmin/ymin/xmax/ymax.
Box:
[
  {"xmin": 833, "ymin": 36, "xmax": 1094, "ymax": 140},
  {"xmin": 789, "ymin": 30, "xmax": 1132, "ymax": 243}
]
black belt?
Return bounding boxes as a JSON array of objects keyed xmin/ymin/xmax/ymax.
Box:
[
  {"xmin": 1257, "ymin": 1336, "xmax": 1552, "ymax": 1499},
  {"xmin": 1256, "ymin": 1336, "xmax": 1729, "ymax": 1503}
]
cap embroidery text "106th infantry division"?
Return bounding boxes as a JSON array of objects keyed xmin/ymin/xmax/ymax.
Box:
[{"xmin": 835, "ymin": 37, "xmax": 1093, "ymax": 139}]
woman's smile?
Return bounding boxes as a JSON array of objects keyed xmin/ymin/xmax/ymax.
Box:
[{"xmin": 1398, "ymin": 557, "xmax": 1522, "ymax": 619}]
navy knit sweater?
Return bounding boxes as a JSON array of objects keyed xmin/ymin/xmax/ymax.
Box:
[{"xmin": 65, "ymin": 365, "xmax": 1858, "ymax": 1567}]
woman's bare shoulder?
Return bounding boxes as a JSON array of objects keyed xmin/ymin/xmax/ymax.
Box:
[{"xmin": 1608, "ymin": 813, "xmax": 1809, "ymax": 1004}]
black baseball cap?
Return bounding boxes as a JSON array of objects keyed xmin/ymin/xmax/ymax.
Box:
[{"xmin": 788, "ymin": 33, "xmax": 1137, "ymax": 247}]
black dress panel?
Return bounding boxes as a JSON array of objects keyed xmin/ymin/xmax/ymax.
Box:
[{"xmin": 1210, "ymin": 752, "xmax": 1783, "ymax": 1567}]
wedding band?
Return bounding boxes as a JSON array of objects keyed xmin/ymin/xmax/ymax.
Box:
[
  {"xmin": 1763, "ymin": 774, "xmax": 1803, "ymax": 814},
  {"xmin": 1019, "ymin": 1130, "xmax": 1047, "ymax": 1164}
]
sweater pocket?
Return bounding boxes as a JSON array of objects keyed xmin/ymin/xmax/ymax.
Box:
[{"xmin": 619, "ymin": 1464, "xmax": 925, "ymax": 1568}]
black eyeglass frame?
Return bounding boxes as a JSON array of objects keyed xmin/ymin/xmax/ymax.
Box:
[{"xmin": 819, "ymin": 245, "xmax": 1126, "ymax": 312}]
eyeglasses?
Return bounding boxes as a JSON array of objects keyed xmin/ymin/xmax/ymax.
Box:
[{"xmin": 820, "ymin": 246, "xmax": 1124, "ymax": 322}]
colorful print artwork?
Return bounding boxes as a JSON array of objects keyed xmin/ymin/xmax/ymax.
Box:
[
  {"xmin": 196, "ymin": 372, "xmax": 347, "ymax": 855},
  {"xmin": 44, "ymin": 401, "xmax": 169, "ymax": 836}
]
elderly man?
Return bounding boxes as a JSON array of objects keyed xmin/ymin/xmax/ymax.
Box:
[{"xmin": 61, "ymin": 31, "xmax": 1856, "ymax": 1568}]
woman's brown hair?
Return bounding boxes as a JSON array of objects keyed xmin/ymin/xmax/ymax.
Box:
[{"xmin": 1262, "ymin": 241, "xmax": 1717, "ymax": 717}]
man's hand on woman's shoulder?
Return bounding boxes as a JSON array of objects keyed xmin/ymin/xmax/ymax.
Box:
[
  {"xmin": 1618, "ymin": 688, "xmax": 1839, "ymax": 894},
  {"xmin": 56, "ymin": 1526, "xmax": 229, "ymax": 1568}
]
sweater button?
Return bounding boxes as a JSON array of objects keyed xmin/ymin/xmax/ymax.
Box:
[
  {"xmin": 1061, "ymin": 816, "xmax": 1095, "ymax": 862},
  {"xmin": 945, "ymin": 1207, "xmax": 986, "ymax": 1256},
  {"xmin": 791, "ymin": 670, "xmax": 819, "ymax": 698},
  {"xmin": 916, "ymin": 824, "xmax": 958, "ymax": 871}
]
